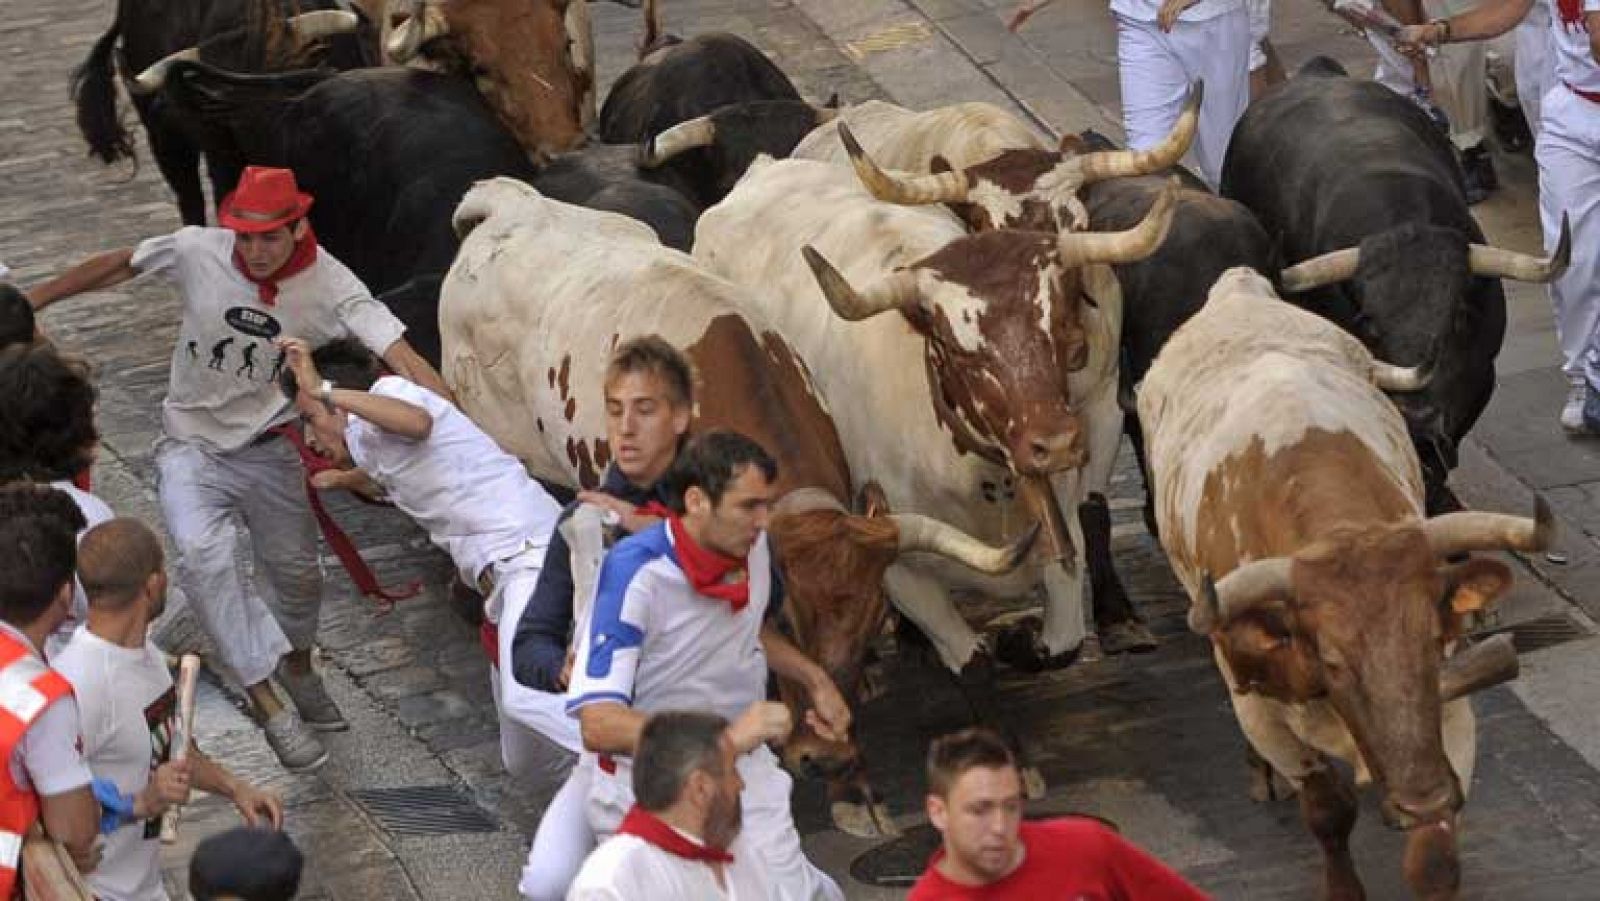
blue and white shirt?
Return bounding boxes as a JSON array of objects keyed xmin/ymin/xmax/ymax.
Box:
[{"xmin": 566, "ymin": 524, "xmax": 772, "ymax": 724}]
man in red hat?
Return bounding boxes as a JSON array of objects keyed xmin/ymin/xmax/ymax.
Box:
[{"xmin": 26, "ymin": 166, "xmax": 449, "ymax": 772}]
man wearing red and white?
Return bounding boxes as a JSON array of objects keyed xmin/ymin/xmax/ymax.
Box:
[
  {"xmin": 26, "ymin": 167, "xmax": 449, "ymax": 772},
  {"xmin": 567, "ymin": 710, "xmax": 766, "ymax": 900},
  {"xmin": 908, "ymin": 728, "xmax": 1208, "ymax": 900}
]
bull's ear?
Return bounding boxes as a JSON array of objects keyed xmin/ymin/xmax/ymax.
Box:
[
  {"xmin": 1442, "ymin": 557, "xmax": 1513, "ymax": 614},
  {"xmin": 929, "ymin": 154, "xmax": 954, "ymax": 175},
  {"xmin": 1057, "ymin": 133, "xmax": 1089, "ymax": 155},
  {"xmin": 855, "ymin": 480, "xmax": 891, "ymax": 518}
]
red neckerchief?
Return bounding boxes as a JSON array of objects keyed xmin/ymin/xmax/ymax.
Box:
[
  {"xmin": 71, "ymin": 470, "xmax": 92, "ymax": 492},
  {"xmin": 232, "ymin": 226, "xmax": 319, "ymax": 306},
  {"xmin": 637, "ymin": 502, "xmax": 750, "ymax": 611},
  {"xmin": 1558, "ymin": 0, "xmax": 1586, "ymax": 29},
  {"xmin": 617, "ymin": 806, "xmax": 734, "ymax": 864}
]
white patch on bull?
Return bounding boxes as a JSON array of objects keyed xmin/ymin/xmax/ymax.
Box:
[
  {"xmin": 967, "ymin": 177, "xmax": 1027, "ymax": 228},
  {"xmin": 927, "ymin": 277, "xmax": 989, "ymax": 354}
]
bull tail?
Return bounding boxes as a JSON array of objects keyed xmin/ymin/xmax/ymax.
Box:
[{"xmin": 71, "ymin": 11, "xmax": 136, "ymax": 165}]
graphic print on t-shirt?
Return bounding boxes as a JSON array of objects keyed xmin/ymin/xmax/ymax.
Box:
[
  {"xmin": 141, "ymin": 684, "xmax": 177, "ymax": 839},
  {"xmin": 189, "ymin": 305, "xmax": 285, "ymax": 384}
]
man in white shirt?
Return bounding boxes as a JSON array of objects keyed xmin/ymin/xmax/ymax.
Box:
[
  {"xmin": 568, "ymin": 710, "xmax": 769, "ymax": 900},
  {"xmin": 26, "ymin": 166, "xmax": 449, "ymax": 772},
  {"xmin": 55, "ymin": 518, "xmax": 284, "ymax": 901},
  {"xmin": 273, "ymin": 337, "xmax": 576, "ymax": 789},
  {"xmin": 563, "ymin": 430, "xmax": 848, "ymax": 901}
]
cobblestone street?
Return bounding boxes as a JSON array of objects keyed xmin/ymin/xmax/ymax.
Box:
[{"xmin": 5, "ymin": 0, "xmax": 1600, "ymax": 897}]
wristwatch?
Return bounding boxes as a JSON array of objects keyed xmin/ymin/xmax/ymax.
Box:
[
  {"xmin": 317, "ymin": 378, "xmax": 336, "ymax": 412},
  {"xmin": 1427, "ymin": 17, "xmax": 1451, "ymax": 45}
]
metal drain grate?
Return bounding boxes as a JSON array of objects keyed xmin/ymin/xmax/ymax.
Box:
[
  {"xmin": 1476, "ymin": 614, "xmax": 1595, "ymax": 655},
  {"xmin": 349, "ymin": 786, "xmax": 499, "ymax": 836}
]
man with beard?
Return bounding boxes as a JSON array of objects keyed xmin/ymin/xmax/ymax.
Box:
[
  {"xmin": 567, "ymin": 710, "xmax": 763, "ymax": 899},
  {"xmin": 910, "ymin": 728, "xmax": 1205, "ymax": 899},
  {"xmin": 54, "ymin": 519, "xmax": 284, "ymax": 901}
]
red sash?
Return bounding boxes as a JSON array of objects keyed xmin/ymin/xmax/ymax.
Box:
[
  {"xmin": 616, "ymin": 806, "xmax": 734, "ymax": 864},
  {"xmin": 638, "ymin": 503, "xmax": 750, "ymax": 611}
]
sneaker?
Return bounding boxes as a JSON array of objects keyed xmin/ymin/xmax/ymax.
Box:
[
  {"xmin": 262, "ymin": 708, "xmax": 329, "ymax": 773},
  {"xmin": 1561, "ymin": 378, "xmax": 1588, "ymax": 433},
  {"xmin": 1460, "ymin": 143, "xmax": 1498, "ymax": 205},
  {"xmin": 274, "ymin": 661, "xmax": 348, "ymax": 732}
]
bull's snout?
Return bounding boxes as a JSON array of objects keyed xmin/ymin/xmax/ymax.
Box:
[
  {"xmin": 1381, "ymin": 779, "xmax": 1464, "ymax": 832},
  {"xmin": 781, "ymin": 734, "xmax": 859, "ymax": 781},
  {"xmin": 1009, "ymin": 423, "xmax": 1085, "ymax": 475}
]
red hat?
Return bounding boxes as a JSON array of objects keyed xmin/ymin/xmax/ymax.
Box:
[{"xmin": 218, "ymin": 166, "xmax": 314, "ymax": 233}]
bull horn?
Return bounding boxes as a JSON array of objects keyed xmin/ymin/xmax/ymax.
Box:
[
  {"xmin": 1189, "ymin": 558, "xmax": 1293, "ymax": 634},
  {"xmin": 838, "ymin": 122, "xmax": 970, "ymax": 206},
  {"xmin": 812, "ymin": 103, "xmax": 841, "ymax": 123},
  {"xmin": 639, "ymin": 116, "xmax": 715, "ymax": 168},
  {"xmin": 134, "ymin": 46, "xmax": 202, "ymax": 92},
  {"xmin": 1468, "ymin": 214, "xmax": 1570, "ymax": 283},
  {"xmin": 1281, "ymin": 247, "xmax": 1361, "ymax": 293},
  {"xmin": 387, "ymin": 2, "xmax": 448, "ymax": 62},
  {"xmin": 892, "ymin": 516, "xmax": 1040, "ymax": 575},
  {"xmin": 287, "ymin": 9, "xmax": 360, "ymax": 41},
  {"xmin": 1440, "ymin": 633, "xmax": 1519, "ymax": 702},
  {"xmin": 1371, "ymin": 347, "xmax": 1435, "ymax": 393},
  {"xmin": 801, "ymin": 246, "xmax": 923, "ymax": 321},
  {"xmin": 1069, "ymin": 81, "xmax": 1203, "ymax": 184},
  {"xmin": 1423, "ymin": 496, "xmax": 1554, "ymax": 558},
  {"xmin": 1055, "ymin": 177, "xmax": 1178, "ymax": 267}
]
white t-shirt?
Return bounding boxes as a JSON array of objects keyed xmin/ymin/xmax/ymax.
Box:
[
  {"xmin": 52, "ymin": 627, "xmax": 175, "ymax": 901},
  {"xmin": 44, "ymin": 480, "xmax": 116, "ymax": 660},
  {"xmin": 1, "ymin": 622, "xmax": 94, "ymax": 798},
  {"xmin": 1111, "ymin": 0, "xmax": 1243, "ymax": 23},
  {"xmin": 1550, "ymin": 0, "xmax": 1600, "ymax": 93},
  {"xmin": 344, "ymin": 376, "xmax": 562, "ymax": 586},
  {"xmin": 567, "ymin": 833, "xmax": 766, "ymax": 901},
  {"xmin": 132, "ymin": 227, "xmax": 406, "ymax": 453}
]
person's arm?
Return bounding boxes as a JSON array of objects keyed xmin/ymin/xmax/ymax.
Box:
[
  {"xmin": 39, "ymin": 787, "xmax": 101, "ymax": 872},
  {"xmin": 512, "ymin": 515, "xmax": 577, "ymax": 692},
  {"xmin": 1589, "ymin": 10, "xmax": 1600, "ymax": 63},
  {"xmin": 282, "ymin": 337, "xmax": 434, "ymax": 439},
  {"xmin": 1098, "ymin": 821, "xmax": 1210, "ymax": 899},
  {"xmin": 189, "ymin": 746, "xmax": 284, "ymax": 829},
  {"xmin": 26, "ymin": 695, "xmax": 102, "ymax": 873},
  {"xmin": 577, "ymin": 702, "xmax": 650, "ymax": 755},
  {"xmin": 1397, "ymin": 0, "xmax": 1537, "ymax": 45},
  {"xmin": 759, "ymin": 623, "xmax": 851, "ymax": 743},
  {"xmin": 379, "ymin": 337, "xmax": 453, "ymax": 402},
  {"xmin": 26, "ymin": 249, "xmax": 138, "ymax": 312}
]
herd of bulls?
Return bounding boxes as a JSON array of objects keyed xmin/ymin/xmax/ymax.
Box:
[{"xmin": 73, "ymin": 1, "xmax": 1575, "ymax": 897}]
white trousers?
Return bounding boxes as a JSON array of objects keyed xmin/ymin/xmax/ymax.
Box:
[
  {"xmin": 1514, "ymin": 0, "xmax": 1553, "ymax": 137},
  {"xmin": 489, "ymin": 550, "xmax": 583, "ymax": 773},
  {"xmin": 520, "ymin": 763, "xmax": 593, "ymax": 901},
  {"xmin": 1115, "ymin": 9, "xmax": 1251, "ymax": 190},
  {"xmin": 1537, "ymin": 87, "xmax": 1600, "ymax": 383},
  {"xmin": 1371, "ymin": 0, "xmax": 1487, "ymax": 149},
  {"xmin": 155, "ymin": 435, "xmax": 318, "ymax": 687}
]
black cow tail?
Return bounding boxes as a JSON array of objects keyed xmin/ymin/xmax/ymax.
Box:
[{"xmin": 72, "ymin": 11, "xmax": 135, "ymax": 165}]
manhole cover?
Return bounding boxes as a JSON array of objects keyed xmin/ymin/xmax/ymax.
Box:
[
  {"xmin": 1476, "ymin": 614, "xmax": 1594, "ymax": 655},
  {"xmin": 349, "ymin": 785, "xmax": 499, "ymax": 836},
  {"xmin": 849, "ymin": 814, "xmax": 1118, "ymax": 887}
]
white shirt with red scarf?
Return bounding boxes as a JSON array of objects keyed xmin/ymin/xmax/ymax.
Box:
[
  {"xmin": 566, "ymin": 808, "xmax": 768, "ymax": 900},
  {"xmin": 1552, "ymin": 0, "xmax": 1600, "ymax": 94}
]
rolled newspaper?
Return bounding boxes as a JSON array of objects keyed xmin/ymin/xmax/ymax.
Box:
[{"xmin": 159, "ymin": 655, "xmax": 201, "ymax": 844}]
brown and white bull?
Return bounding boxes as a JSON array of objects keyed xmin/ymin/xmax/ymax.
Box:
[
  {"xmin": 438, "ymin": 177, "xmax": 1036, "ymax": 835},
  {"xmin": 783, "ymin": 85, "xmax": 1199, "ymax": 233},
  {"xmin": 1139, "ymin": 267, "xmax": 1550, "ymax": 900},
  {"xmin": 694, "ymin": 155, "xmax": 1175, "ymax": 679}
]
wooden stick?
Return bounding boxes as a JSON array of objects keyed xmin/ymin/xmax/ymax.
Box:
[{"xmin": 160, "ymin": 655, "xmax": 201, "ymax": 845}]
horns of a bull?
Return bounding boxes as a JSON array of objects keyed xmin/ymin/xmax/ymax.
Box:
[
  {"xmin": 1423, "ymin": 496, "xmax": 1554, "ymax": 559},
  {"xmin": 1439, "ymin": 633, "xmax": 1519, "ymax": 702},
  {"xmin": 1189, "ymin": 558, "xmax": 1294, "ymax": 634},
  {"xmin": 135, "ymin": 47, "xmax": 202, "ymax": 92},
  {"xmin": 1280, "ymin": 247, "xmax": 1361, "ymax": 293},
  {"xmin": 134, "ymin": 11, "xmax": 358, "ymax": 92},
  {"xmin": 892, "ymin": 516, "xmax": 1040, "ymax": 575},
  {"xmin": 638, "ymin": 117, "xmax": 716, "ymax": 168},
  {"xmin": 801, "ymin": 246, "xmax": 923, "ymax": 321},
  {"xmin": 1069, "ymin": 81, "xmax": 1203, "ymax": 185},
  {"xmin": 1371, "ymin": 344, "xmax": 1436, "ymax": 393},
  {"xmin": 1056, "ymin": 178, "xmax": 1178, "ymax": 267},
  {"xmin": 838, "ymin": 122, "xmax": 970, "ymax": 207},
  {"xmin": 1468, "ymin": 214, "xmax": 1571, "ymax": 283},
  {"xmin": 387, "ymin": 2, "xmax": 449, "ymax": 63}
]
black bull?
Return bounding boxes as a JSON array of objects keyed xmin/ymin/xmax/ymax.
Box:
[{"xmin": 1221, "ymin": 60, "xmax": 1565, "ymax": 514}]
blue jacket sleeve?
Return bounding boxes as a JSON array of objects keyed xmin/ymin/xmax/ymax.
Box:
[{"xmin": 511, "ymin": 506, "xmax": 577, "ymax": 692}]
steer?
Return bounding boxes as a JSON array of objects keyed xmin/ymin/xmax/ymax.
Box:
[
  {"xmin": 1140, "ymin": 267, "xmax": 1550, "ymax": 901},
  {"xmin": 439, "ymin": 177, "xmax": 1036, "ymax": 836},
  {"xmin": 1221, "ymin": 59, "xmax": 1569, "ymax": 514},
  {"xmin": 73, "ymin": 0, "xmax": 376, "ymax": 226},
  {"xmin": 695, "ymin": 155, "xmax": 1175, "ymax": 683},
  {"xmin": 637, "ymin": 99, "xmax": 843, "ymax": 206}
]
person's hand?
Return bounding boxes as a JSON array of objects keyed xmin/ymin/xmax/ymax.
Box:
[
  {"xmin": 1394, "ymin": 23, "xmax": 1434, "ymax": 58},
  {"xmin": 276, "ymin": 337, "xmax": 319, "ymax": 394},
  {"xmin": 726, "ymin": 701, "xmax": 793, "ymax": 754},
  {"xmin": 577, "ymin": 491, "xmax": 664, "ymax": 534},
  {"xmin": 230, "ymin": 782, "xmax": 284, "ymax": 830},
  {"xmin": 805, "ymin": 678, "xmax": 852, "ymax": 743},
  {"xmin": 138, "ymin": 760, "xmax": 192, "ymax": 817},
  {"xmin": 558, "ymin": 648, "xmax": 575, "ymax": 691},
  {"xmin": 311, "ymin": 467, "xmax": 389, "ymax": 503},
  {"xmin": 1157, "ymin": 0, "xmax": 1199, "ymax": 31}
]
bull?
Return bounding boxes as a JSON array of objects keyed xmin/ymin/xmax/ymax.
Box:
[
  {"xmin": 439, "ymin": 177, "xmax": 1037, "ymax": 836},
  {"xmin": 1140, "ymin": 267, "xmax": 1550, "ymax": 900},
  {"xmin": 1221, "ymin": 60, "xmax": 1569, "ymax": 514},
  {"xmin": 73, "ymin": 0, "xmax": 376, "ymax": 226}
]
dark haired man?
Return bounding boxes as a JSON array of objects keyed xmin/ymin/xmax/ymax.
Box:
[
  {"xmin": 0, "ymin": 283, "xmax": 37, "ymax": 349},
  {"xmin": 25, "ymin": 167, "xmax": 449, "ymax": 771},
  {"xmin": 189, "ymin": 827, "xmax": 304, "ymax": 901},
  {"xmin": 558, "ymin": 430, "xmax": 848, "ymax": 901},
  {"xmin": 0, "ymin": 483, "xmax": 101, "ymax": 888},
  {"xmin": 568, "ymin": 710, "xmax": 762, "ymax": 899},
  {"xmin": 910, "ymin": 728, "xmax": 1205, "ymax": 899}
]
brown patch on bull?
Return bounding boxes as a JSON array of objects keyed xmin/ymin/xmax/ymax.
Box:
[
  {"xmin": 557, "ymin": 354, "xmax": 572, "ymax": 400},
  {"xmin": 536, "ymin": 417, "xmax": 545, "ymax": 433},
  {"xmin": 594, "ymin": 438, "xmax": 612, "ymax": 472},
  {"xmin": 568, "ymin": 437, "xmax": 600, "ymax": 489},
  {"xmin": 933, "ymin": 149, "xmax": 1065, "ymax": 232},
  {"xmin": 913, "ymin": 231, "xmax": 1088, "ymax": 475},
  {"xmin": 546, "ymin": 366, "xmax": 556, "ymax": 390},
  {"xmin": 563, "ymin": 397, "xmax": 577, "ymax": 423}
]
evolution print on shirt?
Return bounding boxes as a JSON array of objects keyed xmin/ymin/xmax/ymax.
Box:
[{"xmin": 183, "ymin": 305, "xmax": 289, "ymax": 384}]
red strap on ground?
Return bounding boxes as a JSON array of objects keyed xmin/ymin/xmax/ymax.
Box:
[{"xmin": 272, "ymin": 425, "xmax": 423, "ymax": 610}]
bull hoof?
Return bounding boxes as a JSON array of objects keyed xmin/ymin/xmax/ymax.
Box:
[
  {"xmin": 1022, "ymin": 765, "xmax": 1047, "ymax": 800},
  {"xmin": 1248, "ymin": 767, "xmax": 1298, "ymax": 803},
  {"xmin": 1098, "ymin": 620, "xmax": 1159, "ymax": 655},
  {"xmin": 831, "ymin": 800, "xmax": 901, "ymax": 838},
  {"xmin": 993, "ymin": 617, "xmax": 1081, "ymax": 673}
]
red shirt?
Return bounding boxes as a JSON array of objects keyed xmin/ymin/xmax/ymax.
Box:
[{"xmin": 907, "ymin": 818, "xmax": 1209, "ymax": 901}]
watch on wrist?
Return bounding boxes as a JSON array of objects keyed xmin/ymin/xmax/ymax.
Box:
[
  {"xmin": 318, "ymin": 379, "xmax": 336, "ymax": 412},
  {"xmin": 1428, "ymin": 17, "xmax": 1451, "ymax": 44}
]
